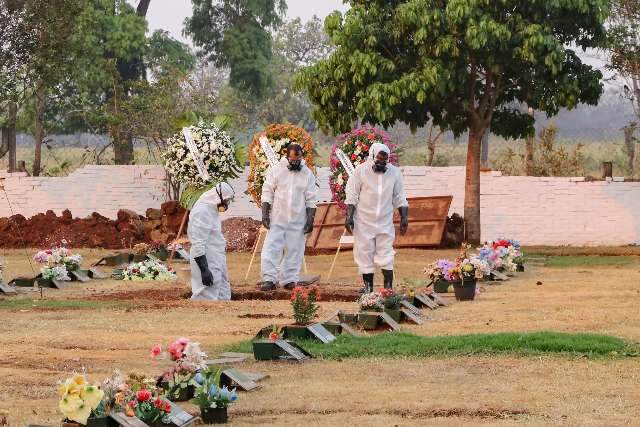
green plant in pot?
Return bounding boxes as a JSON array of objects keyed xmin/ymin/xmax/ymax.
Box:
[
  {"xmin": 130, "ymin": 390, "xmax": 172, "ymax": 426},
  {"xmin": 190, "ymin": 368, "xmax": 238, "ymax": 424},
  {"xmin": 424, "ymin": 260, "xmax": 452, "ymax": 293},
  {"xmin": 357, "ymin": 292, "xmax": 383, "ymax": 329},
  {"xmin": 380, "ymin": 288, "xmax": 403, "ymax": 322},
  {"xmin": 284, "ymin": 286, "xmax": 320, "ymax": 339}
]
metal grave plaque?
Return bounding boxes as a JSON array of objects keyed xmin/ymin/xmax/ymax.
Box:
[
  {"xmin": 222, "ymin": 368, "xmax": 262, "ymax": 391},
  {"xmin": 307, "ymin": 323, "xmax": 336, "ymax": 343}
]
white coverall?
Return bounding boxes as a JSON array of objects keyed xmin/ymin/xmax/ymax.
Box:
[
  {"xmin": 187, "ymin": 183, "xmax": 234, "ymax": 301},
  {"xmin": 261, "ymin": 158, "xmax": 317, "ymax": 284},
  {"xmin": 345, "ymin": 143, "xmax": 408, "ymax": 274}
]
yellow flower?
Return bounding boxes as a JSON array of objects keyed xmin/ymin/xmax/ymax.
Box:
[
  {"xmin": 58, "ymin": 374, "xmax": 86, "ymax": 397},
  {"xmin": 80, "ymin": 385, "xmax": 104, "ymax": 410},
  {"xmin": 59, "ymin": 394, "xmax": 83, "ymax": 418},
  {"xmin": 66, "ymin": 403, "xmax": 92, "ymax": 425}
]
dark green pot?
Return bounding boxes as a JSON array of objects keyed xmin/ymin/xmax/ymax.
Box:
[
  {"xmin": 452, "ymin": 279, "xmax": 477, "ymax": 301},
  {"xmin": 357, "ymin": 312, "xmax": 380, "ymax": 330},
  {"xmin": 516, "ymin": 264, "xmax": 525, "ymax": 272},
  {"xmin": 433, "ymin": 279, "xmax": 450, "ymax": 293},
  {"xmin": 166, "ymin": 384, "xmax": 194, "ymax": 402},
  {"xmin": 201, "ymin": 407, "xmax": 228, "ymax": 424},
  {"xmin": 383, "ymin": 308, "xmax": 402, "ymax": 323},
  {"xmin": 85, "ymin": 416, "xmax": 110, "ymax": 427},
  {"xmin": 131, "ymin": 254, "xmax": 147, "ymax": 263},
  {"xmin": 322, "ymin": 322, "xmax": 342, "ymax": 336},
  {"xmin": 283, "ymin": 325, "xmax": 309, "ymax": 340},
  {"xmin": 252, "ymin": 340, "xmax": 279, "ymax": 361},
  {"xmin": 338, "ymin": 312, "xmax": 358, "ymax": 325}
]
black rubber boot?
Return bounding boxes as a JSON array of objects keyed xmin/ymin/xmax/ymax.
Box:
[
  {"xmin": 382, "ymin": 269, "xmax": 394, "ymax": 289},
  {"xmin": 283, "ymin": 282, "xmax": 297, "ymax": 290},
  {"xmin": 259, "ymin": 281, "xmax": 277, "ymax": 291},
  {"xmin": 360, "ymin": 273, "xmax": 374, "ymax": 294}
]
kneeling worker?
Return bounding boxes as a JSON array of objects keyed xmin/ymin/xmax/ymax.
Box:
[
  {"xmin": 345, "ymin": 143, "xmax": 409, "ymax": 292},
  {"xmin": 259, "ymin": 144, "xmax": 317, "ymax": 291},
  {"xmin": 187, "ymin": 182, "xmax": 235, "ymax": 301}
]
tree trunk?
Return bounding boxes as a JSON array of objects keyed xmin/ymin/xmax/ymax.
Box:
[
  {"xmin": 525, "ymin": 108, "xmax": 535, "ymax": 176},
  {"xmin": 426, "ymin": 140, "xmax": 436, "ymax": 166},
  {"xmin": 33, "ymin": 84, "xmax": 46, "ymax": 177},
  {"xmin": 480, "ymin": 127, "xmax": 490, "ymax": 169},
  {"xmin": 113, "ymin": 132, "xmax": 134, "ymax": 165},
  {"xmin": 7, "ymin": 101, "xmax": 17, "ymax": 172},
  {"xmin": 623, "ymin": 124, "xmax": 636, "ymax": 177},
  {"xmin": 464, "ymin": 126, "xmax": 484, "ymax": 245}
]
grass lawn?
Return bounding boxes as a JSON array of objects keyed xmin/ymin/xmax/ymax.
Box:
[
  {"xmin": 544, "ymin": 255, "xmax": 640, "ymax": 267},
  {"xmin": 230, "ymin": 331, "xmax": 637, "ymax": 359}
]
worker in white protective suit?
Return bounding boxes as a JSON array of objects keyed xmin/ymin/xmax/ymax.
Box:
[
  {"xmin": 259, "ymin": 144, "xmax": 317, "ymax": 291},
  {"xmin": 187, "ymin": 182, "xmax": 235, "ymax": 301},
  {"xmin": 345, "ymin": 142, "xmax": 409, "ymax": 293}
]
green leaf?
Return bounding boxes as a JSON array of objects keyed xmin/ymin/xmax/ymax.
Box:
[{"xmin": 180, "ymin": 184, "xmax": 215, "ymax": 210}]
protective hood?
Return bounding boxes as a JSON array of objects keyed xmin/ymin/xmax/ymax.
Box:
[
  {"xmin": 196, "ymin": 182, "xmax": 235, "ymax": 207},
  {"xmin": 279, "ymin": 157, "xmax": 307, "ymax": 168},
  {"xmin": 367, "ymin": 142, "xmax": 390, "ymax": 162}
]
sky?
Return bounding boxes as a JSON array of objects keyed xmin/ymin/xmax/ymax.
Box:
[{"xmin": 138, "ymin": 0, "xmax": 348, "ymax": 44}]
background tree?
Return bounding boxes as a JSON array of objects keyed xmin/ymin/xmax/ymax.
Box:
[
  {"xmin": 184, "ymin": 0, "xmax": 287, "ymax": 99},
  {"xmin": 297, "ymin": 0, "xmax": 608, "ymax": 243},
  {"xmin": 607, "ymin": 0, "xmax": 640, "ymax": 176}
]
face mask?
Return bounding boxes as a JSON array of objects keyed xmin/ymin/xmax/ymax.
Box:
[
  {"xmin": 216, "ymin": 186, "xmax": 234, "ymax": 212},
  {"xmin": 373, "ymin": 160, "xmax": 387, "ymax": 173},
  {"xmin": 288, "ymin": 159, "xmax": 302, "ymax": 171}
]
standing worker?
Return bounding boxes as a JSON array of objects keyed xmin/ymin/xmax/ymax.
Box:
[
  {"xmin": 345, "ymin": 142, "xmax": 409, "ymax": 292},
  {"xmin": 187, "ymin": 182, "xmax": 235, "ymax": 301},
  {"xmin": 259, "ymin": 144, "xmax": 317, "ymax": 291}
]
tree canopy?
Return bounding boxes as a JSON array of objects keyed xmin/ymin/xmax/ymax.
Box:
[
  {"xmin": 184, "ymin": 0, "xmax": 287, "ymax": 99},
  {"xmin": 297, "ymin": 0, "xmax": 609, "ymax": 243}
]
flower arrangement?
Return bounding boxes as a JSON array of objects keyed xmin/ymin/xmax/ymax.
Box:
[
  {"xmin": 152, "ymin": 337, "xmax": 208, "ymax": 401},
  {"xmin": 477, "ymin": 239, "xmax": 523, "ymax": 273},
  {"xmin": 58, "ymin": 374, "xmax": 105, "ymax": 425},
  {"xmin": 191, "ymin": 368, "xmax": 238, "ymax": 410},
  {"xmin": 162, "ymin": 122, "xmax": 243, "ymax": 189},
  {"xmin": 121, "ymin": 259, "xmax": 176, "ymax": 281},
  {"xmin": 247, "ymin": 123, "xmax": 315, "ymax": 206},
  {"xmin": 34, "ymin": 244, "xmax": 82, "ymax": 281},
  {"xmin": 132, "ymin": 241, "xmax": 166, "ymax": 257},
  {"xmin": 358, "ymin": 292, "xmax": 383, "ymax": 312},
  {"xmin": 329, "ymin": 125, "xmax": 399, "ymax": 211},
  {"xmin": 380, "ymin": 288, "xmax": 403, "ymax": 310},
  {"xmin": 290, "ymin": 286, "xmax": 320, "ymax": 325},
  {"xmin": 424, "ymin": 259, "xmax": 454, "ymax": 284},
  {"xmin": 128, "ymin": 390, "xmax": 171, "ymax": 424}
]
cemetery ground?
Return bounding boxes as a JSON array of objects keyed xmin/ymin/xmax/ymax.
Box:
[{"xmin": 1, "ymin": 249, "xmax": 639, "ymax": 426}]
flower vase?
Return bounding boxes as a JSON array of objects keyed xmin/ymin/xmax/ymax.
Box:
[
  {"xmin": 85, "ymin": 416, "xmax": 110, "ymax": 427},
  {"xmin": 383, "ymin": 308, "xmax": 402, "ymax": 323},
  {"xmin": 452, "ymin": 279, "xmax": 477, "ymax": 301},
  {"xmin": 166, "ymin": 384, "xmax": 194, "ymax": 402},
  {"xmin": 516, "ymin": 264, "xmax": 525, "ymax": 272},
  {"xmin": 201, "ymin": 407, "xmax": 228, "ymax": 424},
  {"xmin": 357, "ymin": 312, "xmax": 380, "ymax": 330},
  {"xmin": 433, "ymin": 279, "xmax": 450, "ymax": 293},
  {"xmin": 338, "ymin": 312, "xmax": 358, "ymax": 325}
]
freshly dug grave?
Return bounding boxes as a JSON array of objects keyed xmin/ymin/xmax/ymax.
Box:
[{"xmin": 0, "ymin": 202, "xmax": 261, "ymax": 252}]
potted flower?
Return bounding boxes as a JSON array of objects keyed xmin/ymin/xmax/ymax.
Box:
[
  {"xmin": 380, "ymin": 288, "xmax": 403, "ymax": 322},
  {"xmin": 284, "ymin": 286, "xmax": 320, "ymax": 339},
  {"xmin": 451, "ymin": 260, "xmax": 481, "ymax": 301},
  {"xmin": 122, "ymin": 259, "xmax": 176, "ymax": 281},
  {"xmin": 34, "ymin": 244, "xmax": 83, "ymax": 286},
  {"xmin": 58, "ymin": 374, "xmax": 106, "ymax": 427},
  {"xmin": 127, "ymin": 390, "xmax": 171, "ymax": 426},
  {"xmin": 191, "ymin": 368, "xmax": 238, "ymax": 424},
  {"xmin": 152, "ymin": 338, "xmax": 207, "ymax": 401},
  {"xmin": 357, "ymin": 292, "xmax": 383, "ymax": 329},
  {"xmin": 424, "ymin": 260, "xmax": 454, "ymax": 293}
]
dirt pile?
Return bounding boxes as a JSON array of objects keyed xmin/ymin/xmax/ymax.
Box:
[{"xmin": 0, "ymin": 203, "xmax": 260, "ymax": 252}]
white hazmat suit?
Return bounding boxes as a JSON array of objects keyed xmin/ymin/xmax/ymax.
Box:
[
  {"xmin": 187, "ymin": 183, "xmax": 234, "ymax": 301},
  {"xmin": 345, "ymin": 143, "xmax": 408, "ymax": 274},
  {"xmin": 261, "ymin": 158, "xmax": 317, "ymax": 285}
]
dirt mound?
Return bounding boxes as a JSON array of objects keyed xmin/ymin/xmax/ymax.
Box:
[{"xmin": 0, "ymin": 204, "xmax": 260, "ymax": 252}]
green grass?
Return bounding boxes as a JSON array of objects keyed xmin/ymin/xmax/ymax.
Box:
[
  {"xmin": 544, "ymin": 255, "xmax": 639, "ymax": 267},
  {"xmin": 0, "ymin": 298, "xmax": 132, "ymax": 311},
  {"xmin": 227, "ymin": 331, "xmax": 638, "ymax": 359}
]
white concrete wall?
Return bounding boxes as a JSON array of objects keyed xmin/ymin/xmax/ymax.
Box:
[{"xmin": 1, "ymin": 165, "xmax": 639, "ymax": 246}]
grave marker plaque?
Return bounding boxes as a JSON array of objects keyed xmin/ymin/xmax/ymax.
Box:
[
  {"xmin": 400, "ymin": 308, "xmax": 424, "ymax": 325},
  {"xmin": 428, "ymin": 292, "xmax": 447, "ymax": 306},
  {"xmin": 400, "ymin": 300, "xmax": 422, "ymax": 315},
  {"xmin": 244, "ymin": 371, "xmax": 270, "ymax": 382},
  {"xmin": 88, "ymin": 268, "xmax": 108, "ymax": 279},
  {"xmin": 307, "ymin": 323, "xmax": 336, "ymax": 343},
  {"xmin": 146, "ymin": 253, "xmax": 160, "ymax": 262},
  {"xmin": 71, "ymin": 270, "xmax": 91, "ymax": 283},
  {"xmin": 219, "ymin": 352, "xmax": 251, "ymax": 361},
  {"xmin": 51, "ymin": 279, "xmax": 69, "ymax": 289},
  {"xmin": 158, "ymin": 398, "xmax": 198, "ymax": 427},
  {"xmin": 222, "ymin": 368, "xmax": 262, "ymax": 391},
  {"xmin": 414, "ymin": 293, "xmax": 439, "ymax": 310},
  {"xmin": 275, "ymin": 340, "xmax": 310, "ymax": 361},
  {"xmin": 379, "ymin": 312, "xmax": 402, "ymax": 331},
  {"xmin": 0, "ymin": 282, "xmax": 17, "ymax": 295},
  {"xmin": 109, "ymin": 413, "xmax": 147, "ymax": 427},
  {"xmin": 490, "ymin": 270, "xmax": 510, "ymax": 281}
]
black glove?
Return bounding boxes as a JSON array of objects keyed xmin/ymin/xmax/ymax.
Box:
[
  {"xmin": 399, "ymin": 206, "xmax": 409, "ymax": 236},
  {"xmin": 194, "ymin": 255, "xmax": 213, "ymax": 287},
  {"xmin": 303, "ymin": 208, "xmax": 316, "ymax": 234},
  {"xmin": 345, "ymin": 204, "xmax": 356, "ymax": 233},
  {"xmin": 261, "ymin": 202, "xmax": 271, "ymax": 229}
]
